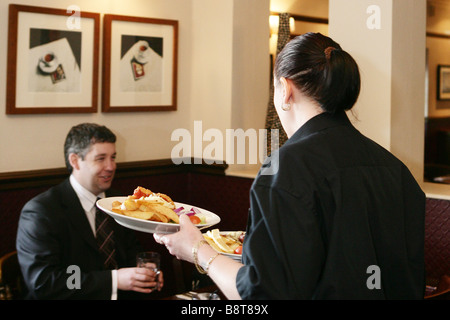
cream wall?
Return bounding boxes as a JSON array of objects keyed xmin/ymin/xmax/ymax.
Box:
[
  {"xmin": 271, "ymin": 0, "xmax": 328, "ymax": 17},
  {"xmin": 425, "ymin": 0, "xmax": 450, "ymax": 117},
  {"xmin": 328, "ymin": 0, "xmax": 450, "ymax": 199},
  {"xmin": 271, "ymin": 0, "xmax": 450, "ymax": 199},
  {"xmin": 330, "ymin": 0, "xmax": 426, "ymax": 182},
  {"xmin": 0, "ymin": 0, "xmax": 270, "ymax": 173}
]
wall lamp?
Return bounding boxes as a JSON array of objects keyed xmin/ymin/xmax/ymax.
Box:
[{"xmin": 269, "ymin": 14, "xmax": 295, "ymax": 35}]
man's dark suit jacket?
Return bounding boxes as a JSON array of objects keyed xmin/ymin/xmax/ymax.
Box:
[{"xmin": 16, "ymin": 178, "xmax": 142, "ymax": 299}]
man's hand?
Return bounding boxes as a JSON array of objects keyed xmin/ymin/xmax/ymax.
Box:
[{"xmin": 117, "ymin": 267, "xmax": 164, "ymax": 293}]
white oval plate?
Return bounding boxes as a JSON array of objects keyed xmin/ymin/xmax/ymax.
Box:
[
  {"xmin": 204, "ymin": 231, "xmax": 243, "ymax": 262},
  {"xmin": 221, "ymin": 251, "xmax": 242, "ymax": 262},
  {"xmin": 97, "ymin": 197, "xmax": 220, "ymax": 234}
]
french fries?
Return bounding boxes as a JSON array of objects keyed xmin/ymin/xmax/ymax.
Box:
[
  {"xmin": 111, "ymin": 187, "xmax": 180, "ymax": 223},
  {"xmin": 203, "ymin": 229, "xmax": 245, "ymax": 254}
]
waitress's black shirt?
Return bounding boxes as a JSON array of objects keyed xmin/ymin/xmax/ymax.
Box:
[{"xmin": 236, "ymin": 111, "xmax": 425, "ymax": 299}]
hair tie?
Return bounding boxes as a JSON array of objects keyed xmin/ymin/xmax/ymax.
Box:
[{"xmin": 324, "ymin": 47, "xmax": 337, "ymax": 60}]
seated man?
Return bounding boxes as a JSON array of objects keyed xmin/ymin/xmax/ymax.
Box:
[{"xmin": 16, "ymin": 123, "xmax": 163, "ymax": 299}]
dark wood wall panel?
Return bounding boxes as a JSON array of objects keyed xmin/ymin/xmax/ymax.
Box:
[{"xmin": 1, "ymin": 159, "xmax": 449, "ymax": 297}]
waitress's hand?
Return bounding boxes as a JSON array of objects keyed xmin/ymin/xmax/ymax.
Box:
[{"xmin": 154, "ymin": 214, "xmax": 204, "ymax": 263}]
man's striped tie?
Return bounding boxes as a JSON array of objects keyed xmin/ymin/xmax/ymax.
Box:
[{"xmin": 95, "ymin": 199, "xmax": 117, "ymax": 269}]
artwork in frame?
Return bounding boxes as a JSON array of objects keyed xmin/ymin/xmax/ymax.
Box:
[
  {"xmin": 437, "ymin": 65, "xmax": 450, "ymax": 101},
  {"xmin": 6, "ymin": 4, "xmax": 100, "ymax": 114},
  {"xmin": 102, "ymin": 14, "xmax": 178, "ymax": 112}
]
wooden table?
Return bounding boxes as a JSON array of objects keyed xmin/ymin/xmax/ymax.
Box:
[{"xmin": 163, "ymin": 285, "xmax": 226, "ymax": 300}]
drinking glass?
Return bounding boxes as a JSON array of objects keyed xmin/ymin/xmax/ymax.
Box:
[{"xmin": 136, "ymin": 251, "xmax": 161, "ymax": 290}]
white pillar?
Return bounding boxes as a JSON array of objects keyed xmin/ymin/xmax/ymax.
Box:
[
  {"xmin": 191, "ymin": 0, "xmax": 270, "ymax": 168},
  {"xmin": 329, "ymin": 0, "xmax": 426, "ymax": 182}
]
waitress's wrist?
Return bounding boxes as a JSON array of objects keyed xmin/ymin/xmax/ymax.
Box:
[{"xmin": 196, "ymin": 241, "xmax": 221, "ymax": 274}]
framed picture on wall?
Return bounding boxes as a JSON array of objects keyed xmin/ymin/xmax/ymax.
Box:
[
  {"xmin": 6, "ymin": 4, "xmax": 100, "ymax": 114},
  {"xmin": 437, "ymin": 65, "xmax": 450, "ymax": 101},
  {"xmin": 102, "ymin": 14, "xmax": 178, "ymax": 112}
]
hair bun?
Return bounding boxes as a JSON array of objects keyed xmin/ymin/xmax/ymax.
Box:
[{"xmin": 324, "ymin": 47, "xmax": 337, "ymax": 60}]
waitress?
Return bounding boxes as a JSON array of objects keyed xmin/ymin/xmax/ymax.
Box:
[{"xmin": 155, "ymin": 32, "xmax": 425, "ymax": 300}]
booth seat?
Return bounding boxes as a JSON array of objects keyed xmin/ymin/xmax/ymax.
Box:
[
  {"xmin": 0, "ymin": 159, "xmax": 252, "ymax": 298},
  {"xmin": 0, "ymin": 159, "xmax": 448, "ymax": 299}
]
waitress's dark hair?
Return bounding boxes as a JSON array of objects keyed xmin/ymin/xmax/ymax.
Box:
[{"xmin": 274, "ymin": 32, "xmax": 360, "ymax": 114}]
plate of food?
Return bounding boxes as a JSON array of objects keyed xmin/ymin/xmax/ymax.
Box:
[
  {"xmin": 203, "ymin": 229, "xmax": 245, "ymax": 262},
  {"xmin": 96, "ymin": 186, "xmax": 220, "ymax": 234}
]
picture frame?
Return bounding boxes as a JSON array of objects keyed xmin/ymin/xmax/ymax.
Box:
[
  {"xmin": 437, "ymin": 65, "xmax": 450, "ymax": 101},
  {"xmin": 102, "ymin": 14, "xmax": 178, "ymax": 112},
  {"xmin": 6, "ymin": 4, "xmax": 100, "ymax": 114}
]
